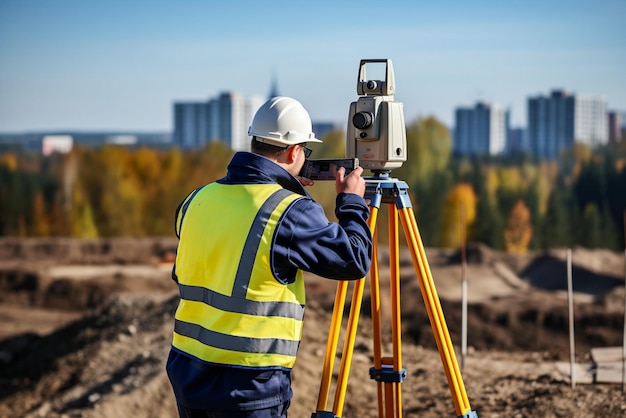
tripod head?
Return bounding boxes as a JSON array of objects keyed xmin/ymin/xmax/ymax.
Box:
[{"xmin": 346, "ymin": 59, "xmax": 407, "ymax": 176}]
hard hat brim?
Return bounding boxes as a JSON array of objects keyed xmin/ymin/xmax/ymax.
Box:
[{"xmin": 248, "ymin": 131, "xmax": 323, "ymax": 146}]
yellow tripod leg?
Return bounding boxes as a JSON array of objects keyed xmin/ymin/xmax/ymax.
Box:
[
  {"xmin": 369, "ymin": 229, "xmax": 385, "ymax": 418},
  {"xmin": 315, "ymin": 206, "xmax": 379, "ymax": 417},
  {"xmin": 315, "ymin": 279, "xmax": 349, "ymax": 412},
  {"xmin": 371, "ymin": 204, "xmax": 405, "ymax": 418},
  {"xmin": 397, "ymin": 207, "xmax": 472, "ymax": 416},
  {"xmin": 389, "ymin": 205, "xmax": 404, "ymax": 418},
  {"xmin": 332, "ymin": 206, "xmax": 379, "ymax": 417}
]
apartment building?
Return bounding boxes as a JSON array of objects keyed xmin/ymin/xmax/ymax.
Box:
[
  {"xmin": 453, "ymin": 102, "xmax": 509, "ymax": 156},
  {"xmin": 527, "ymin": 89, "xmax": 608, "ymax": 159}
]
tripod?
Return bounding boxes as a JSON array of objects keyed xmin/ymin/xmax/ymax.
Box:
[{"xmin": 312, "ymin": 177, "xmax": 478, "ymax": 418}]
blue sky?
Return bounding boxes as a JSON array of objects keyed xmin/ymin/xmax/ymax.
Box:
[{"xmin": 1, "ymin": 0, "xmax": 624, "ymax": 132}]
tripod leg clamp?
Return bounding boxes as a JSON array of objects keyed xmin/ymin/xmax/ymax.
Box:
[{"xmin": 369, "ymin": 365, "xmax": 407, "ymax": 383}]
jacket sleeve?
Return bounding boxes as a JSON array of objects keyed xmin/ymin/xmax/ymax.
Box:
[{"xmin": 272, "ymin": 193, "xmax": 372, "ymax": 281}]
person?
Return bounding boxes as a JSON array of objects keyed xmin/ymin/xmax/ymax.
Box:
[{"xmin": 166, "ymin": 96, "xmax": 373, "ymax": 418}]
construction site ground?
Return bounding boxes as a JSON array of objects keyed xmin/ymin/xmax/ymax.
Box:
[{"xmin": 0, "ymin": 238, "xmax": 625, "ymax": 417}]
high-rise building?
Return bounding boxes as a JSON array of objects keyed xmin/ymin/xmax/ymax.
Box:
[
  {"xmin": 608, "ymin": 111, "xmax": 623, "ymax": 144},
  {"xmin": 453, "ymin": 102, "xmax": 509, "ymax": 156},
  {"xmin": 173, "ymin": 102, "xmax": 209, "ymax": 149},
  {"xmin": 173, "ymin": 92, "xmax": 263, "ymax": 151},
  {"xmin": 507, "ymin": 127, "xmax": 527, "ymax": 154},
  {"xmin": 527, "ymin": 90, "xmax": 608, "ymax": 159},
  {"xmin": 575, "ymin": 94, "xmax": 608, "ymax": 148}
]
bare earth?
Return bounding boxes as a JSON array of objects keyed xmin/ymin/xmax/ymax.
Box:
[{"xmin": 0, "ymin": 238, "xmax": 625, "ymax": 418}]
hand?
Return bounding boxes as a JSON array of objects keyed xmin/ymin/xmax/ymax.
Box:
[
  {"xmin": 335, "ymin": 166, "xmax": 366, "ymax": 197},
  {"xmin": 297, "ymin": 176, "xmax": 314, "ymax": 187}
]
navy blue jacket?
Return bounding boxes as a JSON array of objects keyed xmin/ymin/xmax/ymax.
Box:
[{"xmin": 167, "ymin": 151, "xmax": 372, "ymax": 411}]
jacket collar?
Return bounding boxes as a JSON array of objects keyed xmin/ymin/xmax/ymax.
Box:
[{"xmin": 219, "ymin": 152, "xmax": 310, "ymax": 197}]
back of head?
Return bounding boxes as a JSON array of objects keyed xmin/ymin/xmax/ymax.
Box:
[{"xmin": 248, "ymin": 96, "xmax": 323, "ymax": 147}]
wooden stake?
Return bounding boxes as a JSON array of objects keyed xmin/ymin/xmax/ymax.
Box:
[
  {"xmin": 622, "ymin": 209, "xmax": 626, "ymax": 393},
  {"xmin": 461, "ymin": 201, "xmax": 467, "ymax": 370},
  {"xmin": 567, "ymin": 248, "xmax": 575, "ymax": 389}
]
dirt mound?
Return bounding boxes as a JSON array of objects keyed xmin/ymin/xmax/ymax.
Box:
[
  {"xmin": 0, "ymin": 238, "xmax": 625, "ymax": 417},
  {"xmin": 0, "ymin": 294, "xmax": 178, "ymax": 418},
  {"xmin": 0, "ymin": 238, "xmax": 178, "ymax": 339},
  {"xmin": 520, "ymin": 254, "xmax": 623, "ymax": 296}
]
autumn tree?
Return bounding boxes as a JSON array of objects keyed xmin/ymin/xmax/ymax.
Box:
[
  {"xmin": 70, "ymin": 185, "xmax": 99, "ymax": 238},
  {"xmin": 76, "ymin": 145, "xmax": 144, "ymax": 236},
  {"xmin": 496, "ymin": 166, "xmax": 525, "ymax": 217},
  {"xmin": 438, "ymin": 183, "xmax": 477, "ymax": 248},
  {"xmin": 525, "ymin": 177, "xmax": 542, "ymax": 249},
  {"xmin": 132, "ymin": 146, "xmax": 165, "ymax": 234},
  {"xmin": 0, "ymin": 153, "xmax": 18, "ymax": 171},
  {"xmin": 31, "ymin": 192, "xmax": 51, "ymax": 236},
  {"xmin": 183, "ymin": 141, "xmax": 234, "ymax": 192},
  {"xmin": 504, "ymin": 199, "xmax": 532, "ymax": 254}
]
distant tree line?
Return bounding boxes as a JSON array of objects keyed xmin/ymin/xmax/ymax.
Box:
[
  {"xmin": 1, "ymin": 118, "xmax": 625, "ymax": 252},
  {"xmin": 0, "ymin": 141, "xmax": 233, "ymax": 238}
]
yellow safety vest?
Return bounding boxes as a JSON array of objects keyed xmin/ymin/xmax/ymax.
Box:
[{"xmin": 172, "ymin": 183, "xmax": 306, "ymax": 369}]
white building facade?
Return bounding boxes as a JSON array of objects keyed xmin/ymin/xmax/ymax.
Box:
[
  {"xmin": 575, "ymin": 94, "xmax": 608, "ymax": 148},
  {"xmin": 42, "ymin": 135, "xmax": 73, "ymax": 156}
]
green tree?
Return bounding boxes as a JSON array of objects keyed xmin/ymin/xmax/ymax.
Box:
[
  {"xmin": 600, "ymin": 204, "xmax": 620, "ymax": 250},
  {"xmin": 470, "ymin": 165, "xmax": 504, "ymax": 249},
  {"xmin": 581, "ymin": 203, "xmax": 602, "ymax": 248},
  {"xmin": 573, "ymin": 158, "xmax": 605, "ymax": 214},
  {"xmin": 309, "ymin": 129, "xmax": 345, "ymax": 158},
  {"xmin": 541, "ymin": 174, "xmax": 573, "ymax": 248},
  {"xmin": 412, "ymin": 170, "xmax": 453, "ymax": 247},
  {"xmin": 394, "ymin": 116, "xmax": 451, "ymax": 187},
  {"xmin": 604, "ymin": 153, "xmax": 626, "ymax": 249},
  {"xmin": 525, "ymin": 177, "xmax": 542, "ymax": 249}
]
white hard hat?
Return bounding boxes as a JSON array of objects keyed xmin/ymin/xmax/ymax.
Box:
[{"xmin": 248, "ymin": 96, "xmax": 322, "ymax": 146}]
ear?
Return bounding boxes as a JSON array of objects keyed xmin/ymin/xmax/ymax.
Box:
[{"xmin": 286, "ymin": 145, "xmax": 299, "ymax": 163}]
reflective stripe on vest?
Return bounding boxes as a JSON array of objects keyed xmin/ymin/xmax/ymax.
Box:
[
  {"xmin": 172, "ymin": 183, "xmax": 305, "ymax": 369},
  {"xmin": 177, "ymin": 283, "xmax": 304, "ymax": 320}
]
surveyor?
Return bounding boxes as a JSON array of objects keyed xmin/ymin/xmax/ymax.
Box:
[{"xmin": 166, "ymin": 96, "xmax": 373, "ymax": 418}]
